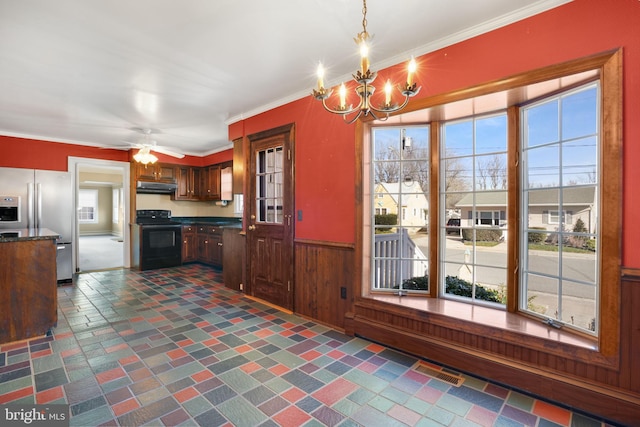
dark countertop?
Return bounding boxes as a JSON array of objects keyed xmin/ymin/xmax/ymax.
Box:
[
  {"xmin": 172, "ymin": 216, "xmax": 242, "ymax": 227},
  {"xmin": 0, "ymin": 228, "xmax": 60, "ymax": 242}
]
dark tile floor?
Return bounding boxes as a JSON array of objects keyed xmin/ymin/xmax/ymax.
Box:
[{"xmin": 0, "ymin": 264, "xmax": 617, "ymax": 426}]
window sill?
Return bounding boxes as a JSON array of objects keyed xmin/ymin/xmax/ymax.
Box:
[{"xmin": 365, "ymin": 293, "xmax": 597, "ymax": 351}]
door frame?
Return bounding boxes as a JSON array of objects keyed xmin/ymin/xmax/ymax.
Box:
[
  {"xmin": 68, "ymin": 156, "xmax": 131, "ymax": 273},
  {"xmin": 246, "ymin": 123, "xmax": 295, "ymax": 310}
]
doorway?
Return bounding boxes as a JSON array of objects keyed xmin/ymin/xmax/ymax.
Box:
[
  {"xmin": 247, "ymin": 124, "xmax": 295, "ymax": 310},
  {"xmin": 69, "ymin": 157, "xmax": 131, "ymax": 273}
]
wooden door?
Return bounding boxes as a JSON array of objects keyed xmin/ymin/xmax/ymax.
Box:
[{"xmin": 247, "ymin": 124, "xmax": 294, "ymax": 311}]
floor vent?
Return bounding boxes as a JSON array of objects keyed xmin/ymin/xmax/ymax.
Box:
[{"xmin": 413, "ymin": 363, "xmax": 465, "ymax": 387}]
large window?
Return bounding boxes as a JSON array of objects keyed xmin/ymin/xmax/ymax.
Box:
[
  {"xmin": 368, "ymin": 81, "xmax": 608, "ymax": 338},
  {"xmin": 521, "ymin": 83, "xmax": 599, "ymax": 335},
  {"xmin": 371, "ymin": 126, "xmax": 430, "ymax": 293}
]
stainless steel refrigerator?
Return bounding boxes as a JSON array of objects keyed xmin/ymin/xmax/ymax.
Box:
[{"xmin": 0, "ymin": 167, "xmax": 73, "ymax": 283}]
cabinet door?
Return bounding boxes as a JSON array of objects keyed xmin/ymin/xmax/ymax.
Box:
[
  {"xmin": 182, "ymin": 226, "xmax": 196, "ymax": 263},
  {"xmin": 135, "ymin": 162, "xmax": 158, "ymax": 181},
  {"xmin": 174, "ymin": 167, "xmax": 202, "ymax": 200},
  {"xmin": 202, "ymin": 165, "xmax": 221, "ymax": 200},
  {"xmin": 191, "ymin": 167, "xmax": 202, "ymax": 198},
  {"xmin": 157, "ymin": 164, "xmax": 176, "ymax": 182},
  {"xmin": 196, "ymin": 231, "xmax": 209, "ymax": 263},
  {"xmin": 223, "ymin": 228, "xmax": 245, "ymax": 291},
  {"xmin": 209, "ymin": 232, "xmax": 223, "ymax": 267}
]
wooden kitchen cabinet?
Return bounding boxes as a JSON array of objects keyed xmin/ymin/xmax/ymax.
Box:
[
  {"xmin": 135, "ymin": 162, "xmax": 176, "ymax": 182},
  {"xmin": 174, "ymin": 166, "xmax": 201, "ymax": 200},
  {"xmin": 194, "ymin": 225, "xmax": 223, "ymax": 267},
  {"xmin": 201, "ymin": 165, "xmax": 221, "ymax": 200},
  {"xmin": 223, "ymin": 227, "xmax": 245, "ymax": 292},
  {"xmin": 182, "ymin": 225, "xmax": 197, "ymax": 263},
  {"xmin": 0, "ymin": 237, "xmax": 58, "ymax": 344}
]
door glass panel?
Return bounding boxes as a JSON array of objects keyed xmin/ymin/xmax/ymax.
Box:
[{"xmin": 256, "ymin": 145, "xmax": 284, "ymax": 224}]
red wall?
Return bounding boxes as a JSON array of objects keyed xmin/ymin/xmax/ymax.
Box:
[
  {"xmin": 0, "ymin": 135, "xmax": 233, "ymax": 170},
  {"xmin": 229, "ymin": 0, "xmax": 640, "ymax": 265}
]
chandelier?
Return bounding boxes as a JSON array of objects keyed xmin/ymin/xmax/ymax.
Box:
[
  {"xmin": 133, "ymin": 146, "xmax": 158, "ymax": 165},
  {"xmin": 312, "ymin": 0, "xmax": 420, "ymax": 124}
]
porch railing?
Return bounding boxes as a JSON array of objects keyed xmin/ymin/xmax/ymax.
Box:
[{"xmin": 373, "ymin": 229, "xmax": 428, "ymax": 290}]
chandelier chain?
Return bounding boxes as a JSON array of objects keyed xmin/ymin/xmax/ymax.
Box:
[{"xmin": 361, "ymin": 0, "xmax": 368, "ymax": 36}]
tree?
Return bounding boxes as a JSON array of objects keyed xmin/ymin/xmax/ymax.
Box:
[{"xmin": 477, "ymin": 154, "xmax": 507, "ymax": 190}]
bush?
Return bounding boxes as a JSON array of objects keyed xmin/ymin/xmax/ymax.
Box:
[
  {"xmin": 445, "ymin": 276, "xmax": 502, "ymax": 303},
  {"xmin": 393, "ymin": 274, "xmax": 503, "ymax": 303},
  {"xmin": 375, "ymin": 214, "xmax": 397, "ymax": 232},
  {"xmin": 528, "ymin": 227, "xmax": 547, "ymax": 243},
  {"xmin": 461, "ymin": 228, "xmax": 503, "ymax": 242},
  {"xmin": 395, "ymin": 275, "xmax": 429, "ymax": 290}
]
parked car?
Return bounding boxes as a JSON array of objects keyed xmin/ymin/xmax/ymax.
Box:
[{"xmin": 446, "ymin": 218, "xmax": 460, "ymax": 234}]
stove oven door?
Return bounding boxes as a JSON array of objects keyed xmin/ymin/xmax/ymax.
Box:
[{"xmin": 139, "ymin": 224, "xmax": 182, "ymax": 270}]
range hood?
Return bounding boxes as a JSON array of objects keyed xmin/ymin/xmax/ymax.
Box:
[{"xmin": 136, "ymin": 180, "xmax": 177, "ymax": 194}]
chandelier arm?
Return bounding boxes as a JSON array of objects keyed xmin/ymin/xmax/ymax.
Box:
[
  {"xmin": 321, "ymin": 98, "xmax": 356, "ymax": 116},
  {"xmin": 368, "ymin": 92, "xmax": 413, "ymax": 115},
  {"xmin": 343, "ymin": 110, "xmax": 364, "ymax": 125}
]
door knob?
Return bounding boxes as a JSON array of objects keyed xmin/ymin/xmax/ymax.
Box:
[{"xmin": 248, "ymin": 225, "xmax": 256, "ymax": 230}]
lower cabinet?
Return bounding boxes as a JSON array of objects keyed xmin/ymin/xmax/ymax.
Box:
[
  {"xmin": 182, "ymin": 225, "xmax": 197, "ymax": 263},
  {"xmin": 186, "ymin": 224, "xmax": 223, "ymax": 268},
  {"xmin": 222, "ymin": 228, "xmax": 245, "ymax": 292},
  {"xmin": 182, "ymin": 224, "xmax": 244, "ymax": 284}
]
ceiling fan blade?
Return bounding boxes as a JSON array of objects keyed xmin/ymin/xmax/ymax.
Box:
[{"xmin": 152, "ymin": 146, "xmax": 185, "ymax": 159}]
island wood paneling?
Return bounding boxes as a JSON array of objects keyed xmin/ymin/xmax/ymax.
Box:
[
  {"xmin": 0, "ymin": 239, "xmax": 57, "ymax": 344},
  {"xmin": 350, "ymin": 269, "xmax": 640, "ymax": 426},
  {"xmin": 294, "ymin": 239, "xmax": 354, "ymax": 331}
]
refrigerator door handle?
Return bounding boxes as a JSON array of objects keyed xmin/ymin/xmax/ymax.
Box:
[
  {"xmin": 36, "ymin": 182, "xmax": 42, "ymax": 229},
  {"xmin": 27, "ymin": 182, "xmax": 34, "ymax": 229}
]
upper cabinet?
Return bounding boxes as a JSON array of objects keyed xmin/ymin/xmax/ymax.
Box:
[
  {"xmin": 173, "ymin": 166, "xmax": 201, "ymax": 201},
  {"xmin": 169, "ymin": 161, "xmax": 232, "ymax": 202},
  {"xmin": 201, "ymin": 165, "xmax": 221, "ymax": 201},
  {"xmin": 135, "ymin": 162, "xmax": 176, "ymax": 182}
]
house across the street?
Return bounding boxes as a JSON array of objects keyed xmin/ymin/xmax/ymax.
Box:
[{"xmin": 454, "ymin": 185, "xmax": 596, "ymax": 233}]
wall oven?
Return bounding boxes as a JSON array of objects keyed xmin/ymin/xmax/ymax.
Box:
[{"xmin": 135, "ymin": 210, "xmax": 182, "ymax": 271}]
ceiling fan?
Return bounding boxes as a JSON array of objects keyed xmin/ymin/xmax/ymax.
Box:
[{"xmin": 115, "ymin": 128, "xmax": 185, "ymax": 163}]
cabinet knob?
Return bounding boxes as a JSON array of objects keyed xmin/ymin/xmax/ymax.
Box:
[
  {"xmin": 248, "ymin": 225, "xmax": 256, "ymax": 231},
  {"xmin": 218, "ymin": 242, "xmax": 223, "ymax": 246}
]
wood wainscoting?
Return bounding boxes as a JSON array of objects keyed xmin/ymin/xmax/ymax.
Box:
[
  {"xmin": 350, "ymin": 268, "xmax": 640, "ymax": 425},
  {"xmin": 294, "ymin": 239, "xmax": 354, "ymax": 331}
]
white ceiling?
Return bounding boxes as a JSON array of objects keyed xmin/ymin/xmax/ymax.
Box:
[{"xmin": 0, "ymin": 0, "xmax": 569, "ymax": 157}]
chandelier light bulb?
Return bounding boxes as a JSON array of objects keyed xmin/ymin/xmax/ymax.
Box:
[{"xmin": 317, "ymin": 63, "xmax": 325, "ymax": 90}]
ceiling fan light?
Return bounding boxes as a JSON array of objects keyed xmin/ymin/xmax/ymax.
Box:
[{"xmin": 134, "ymin": 147, "xmax": 158, "ymax": 164}]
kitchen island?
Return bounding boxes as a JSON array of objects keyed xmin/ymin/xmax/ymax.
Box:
[{"xmin": 0, "ymin": 228, "xmax": 59, "ymax": 344}]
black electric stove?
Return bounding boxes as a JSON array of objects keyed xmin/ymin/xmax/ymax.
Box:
[{"xmin": 135, "ymin": 210, "xmax": 182, "ymax": 270}]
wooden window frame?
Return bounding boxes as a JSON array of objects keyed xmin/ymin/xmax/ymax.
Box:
[{"xmin": 355, "ymin": 49, "xmax": 622, "ymax": 365}]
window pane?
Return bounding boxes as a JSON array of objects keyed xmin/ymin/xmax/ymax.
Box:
[
  {"xmin": 561, "ymin": 280, "xmax": 597, "ymax": 332},
  {"xmin": 475, "ymin": 115, "xmax": 507, "ymax": 154},
  {"xmin": 562, "ymin": 137, "xmax": 597, "ymax": 186},
  {"xmin": 525, "ymin": 100, "xmax": 559, "ymax": 147},
  {"xmin": 562, "ymin": 86, "xmax": 598, "ymax": 140},
  {"xmin": 371, "ymin": 126, "xmax": 429, "ymax": 294},
  {"xmin": 444, "ymin": 157, "xmax": 473, "ymax": 196},
  {"xmin": 475, "ymin": 154, "xmax": 507, "ymax": 191},
  {"xmin": 525, "ymin": 145, "xmax": 559, "ymax": 188},
  {"xmin": 444, "ymin": 120, "xmax": 473, "ymax": 157}
]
